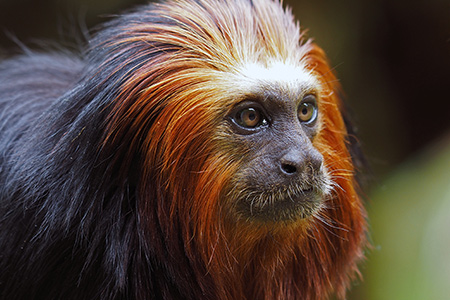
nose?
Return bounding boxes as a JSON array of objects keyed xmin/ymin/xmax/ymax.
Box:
[{"xmin": 279, "ymin": 147, "xmax": 323, "ymax": 176}]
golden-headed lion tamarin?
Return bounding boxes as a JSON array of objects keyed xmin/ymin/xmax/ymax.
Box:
[{"xmin": 0, "ymin": 0, "xmax": 367, "ymax": 299}]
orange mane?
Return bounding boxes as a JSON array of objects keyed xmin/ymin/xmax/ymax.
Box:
[{"xmin": 100, "ymin": 0, "xmax": 367, "ymax": 298}]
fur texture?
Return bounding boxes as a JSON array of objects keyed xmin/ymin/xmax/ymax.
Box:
[{"xmin": 0, "ymin": 0, "xmax": 366, "ymax": 299}]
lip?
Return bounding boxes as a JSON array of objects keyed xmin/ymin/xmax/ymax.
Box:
[{"xmin": 237, "ymin": 186, "xmax": 323, "ymax": 223}]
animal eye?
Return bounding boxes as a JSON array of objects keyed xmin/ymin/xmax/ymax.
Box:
[
  {"xmin": 298, "ymin": 95, "xmax": 318, "ymax": 123},
  {"xmin": 235, "ymin": 107, "xmax": 267, "ymax": 128}
]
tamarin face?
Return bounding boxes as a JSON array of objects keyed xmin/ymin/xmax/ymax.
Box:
[{"xmin": 221, "ymin": 63, "xmax": 331, "ymax": 223}]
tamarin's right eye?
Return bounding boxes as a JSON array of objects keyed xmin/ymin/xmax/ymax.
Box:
[
  {"xmin": 228, "ymin": 102, "xmax": 269, "ymax": 133},
  {"xmin": 235, "ymin": 107, "xmax": 268, "ymax": 128}
]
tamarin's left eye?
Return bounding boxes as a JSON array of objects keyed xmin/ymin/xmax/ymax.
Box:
[{"xmin": 298, "ymin": 95, "xmax": 318, "ymax": 124}]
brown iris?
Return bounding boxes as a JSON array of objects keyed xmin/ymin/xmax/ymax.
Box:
[
  {"xmin": 298, "ymin": 95, "xmax": 317, "ymax": 123},
  {"xmin": 237, "ymin": 108, "xmax": 261, "ymax": 128}
]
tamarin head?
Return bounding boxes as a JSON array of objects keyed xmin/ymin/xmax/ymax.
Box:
[
  {"xmin": 223, "ymin": 65, "xmax": 330, "ymax": 224},
  {"xmin": 93, "ymin": 0, "xmax": 367, "ymax": 298}
]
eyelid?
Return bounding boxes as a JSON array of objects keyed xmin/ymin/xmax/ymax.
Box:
[{"xmin": 301, "ymin": 93, "xmax": 318, "ymax": 104}]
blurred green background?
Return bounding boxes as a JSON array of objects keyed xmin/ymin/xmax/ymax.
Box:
[{"xmin": 1, "ymin": 0, "xmax": 449, "ymax": 298}]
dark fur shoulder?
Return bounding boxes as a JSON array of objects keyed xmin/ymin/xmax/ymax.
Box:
[
  {"xmin": 0, "ymin": 9, "xmax": 178, "ymax": 297},
  {"xmin": 0, "ymin": 52, "xmax": 83, "ymax": 147},
  {"xmin": 0, "ymin": 51, "xmax": 142, "ymax": 299}
]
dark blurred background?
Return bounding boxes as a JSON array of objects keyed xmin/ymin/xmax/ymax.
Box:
[{"xmin": 1, "ymin": 0, "xmax": 449, "ymax": 299}]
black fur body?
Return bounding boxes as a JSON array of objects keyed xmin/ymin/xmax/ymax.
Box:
[{"xmin": 0, "ymin": 9, "xmax": 187, "ymax": 300}]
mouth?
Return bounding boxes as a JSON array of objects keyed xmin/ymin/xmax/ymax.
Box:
[{"xmin": 236, "ymin": 185, "xmax": 324, "ymax": 223}]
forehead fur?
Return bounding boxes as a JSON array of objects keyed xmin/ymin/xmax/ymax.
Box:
[
  {"xmin": 119, "ymin": 0, "xmax": 319, "ymax": 106},
  {"xmin": 132, "ymin": 0, "xmax": 309, "ymax": 69},
  {"xmin": 231, "ymin": 61, "xmax": 320, "ymax": 100}
]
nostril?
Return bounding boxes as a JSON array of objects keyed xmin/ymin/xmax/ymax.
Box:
[
  {"xmin": 281, "ymin": 163, "xmax": 297, "ymax": 175},
  {"xmin": 279, "ymin": 147, "xmax": 323, "ymax": 177}
]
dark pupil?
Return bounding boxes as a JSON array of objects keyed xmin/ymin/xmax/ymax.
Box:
[
  {"xmin": 299, "ymin": 102, "xmax": 315, "ymax": 122},
  {"xmin": 302, "ymin": 107, "xmax": 309, "ymax": 115},
  {"xmin": 240, "ymin": 108, "xmax": 260, "ymax": 127}
]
